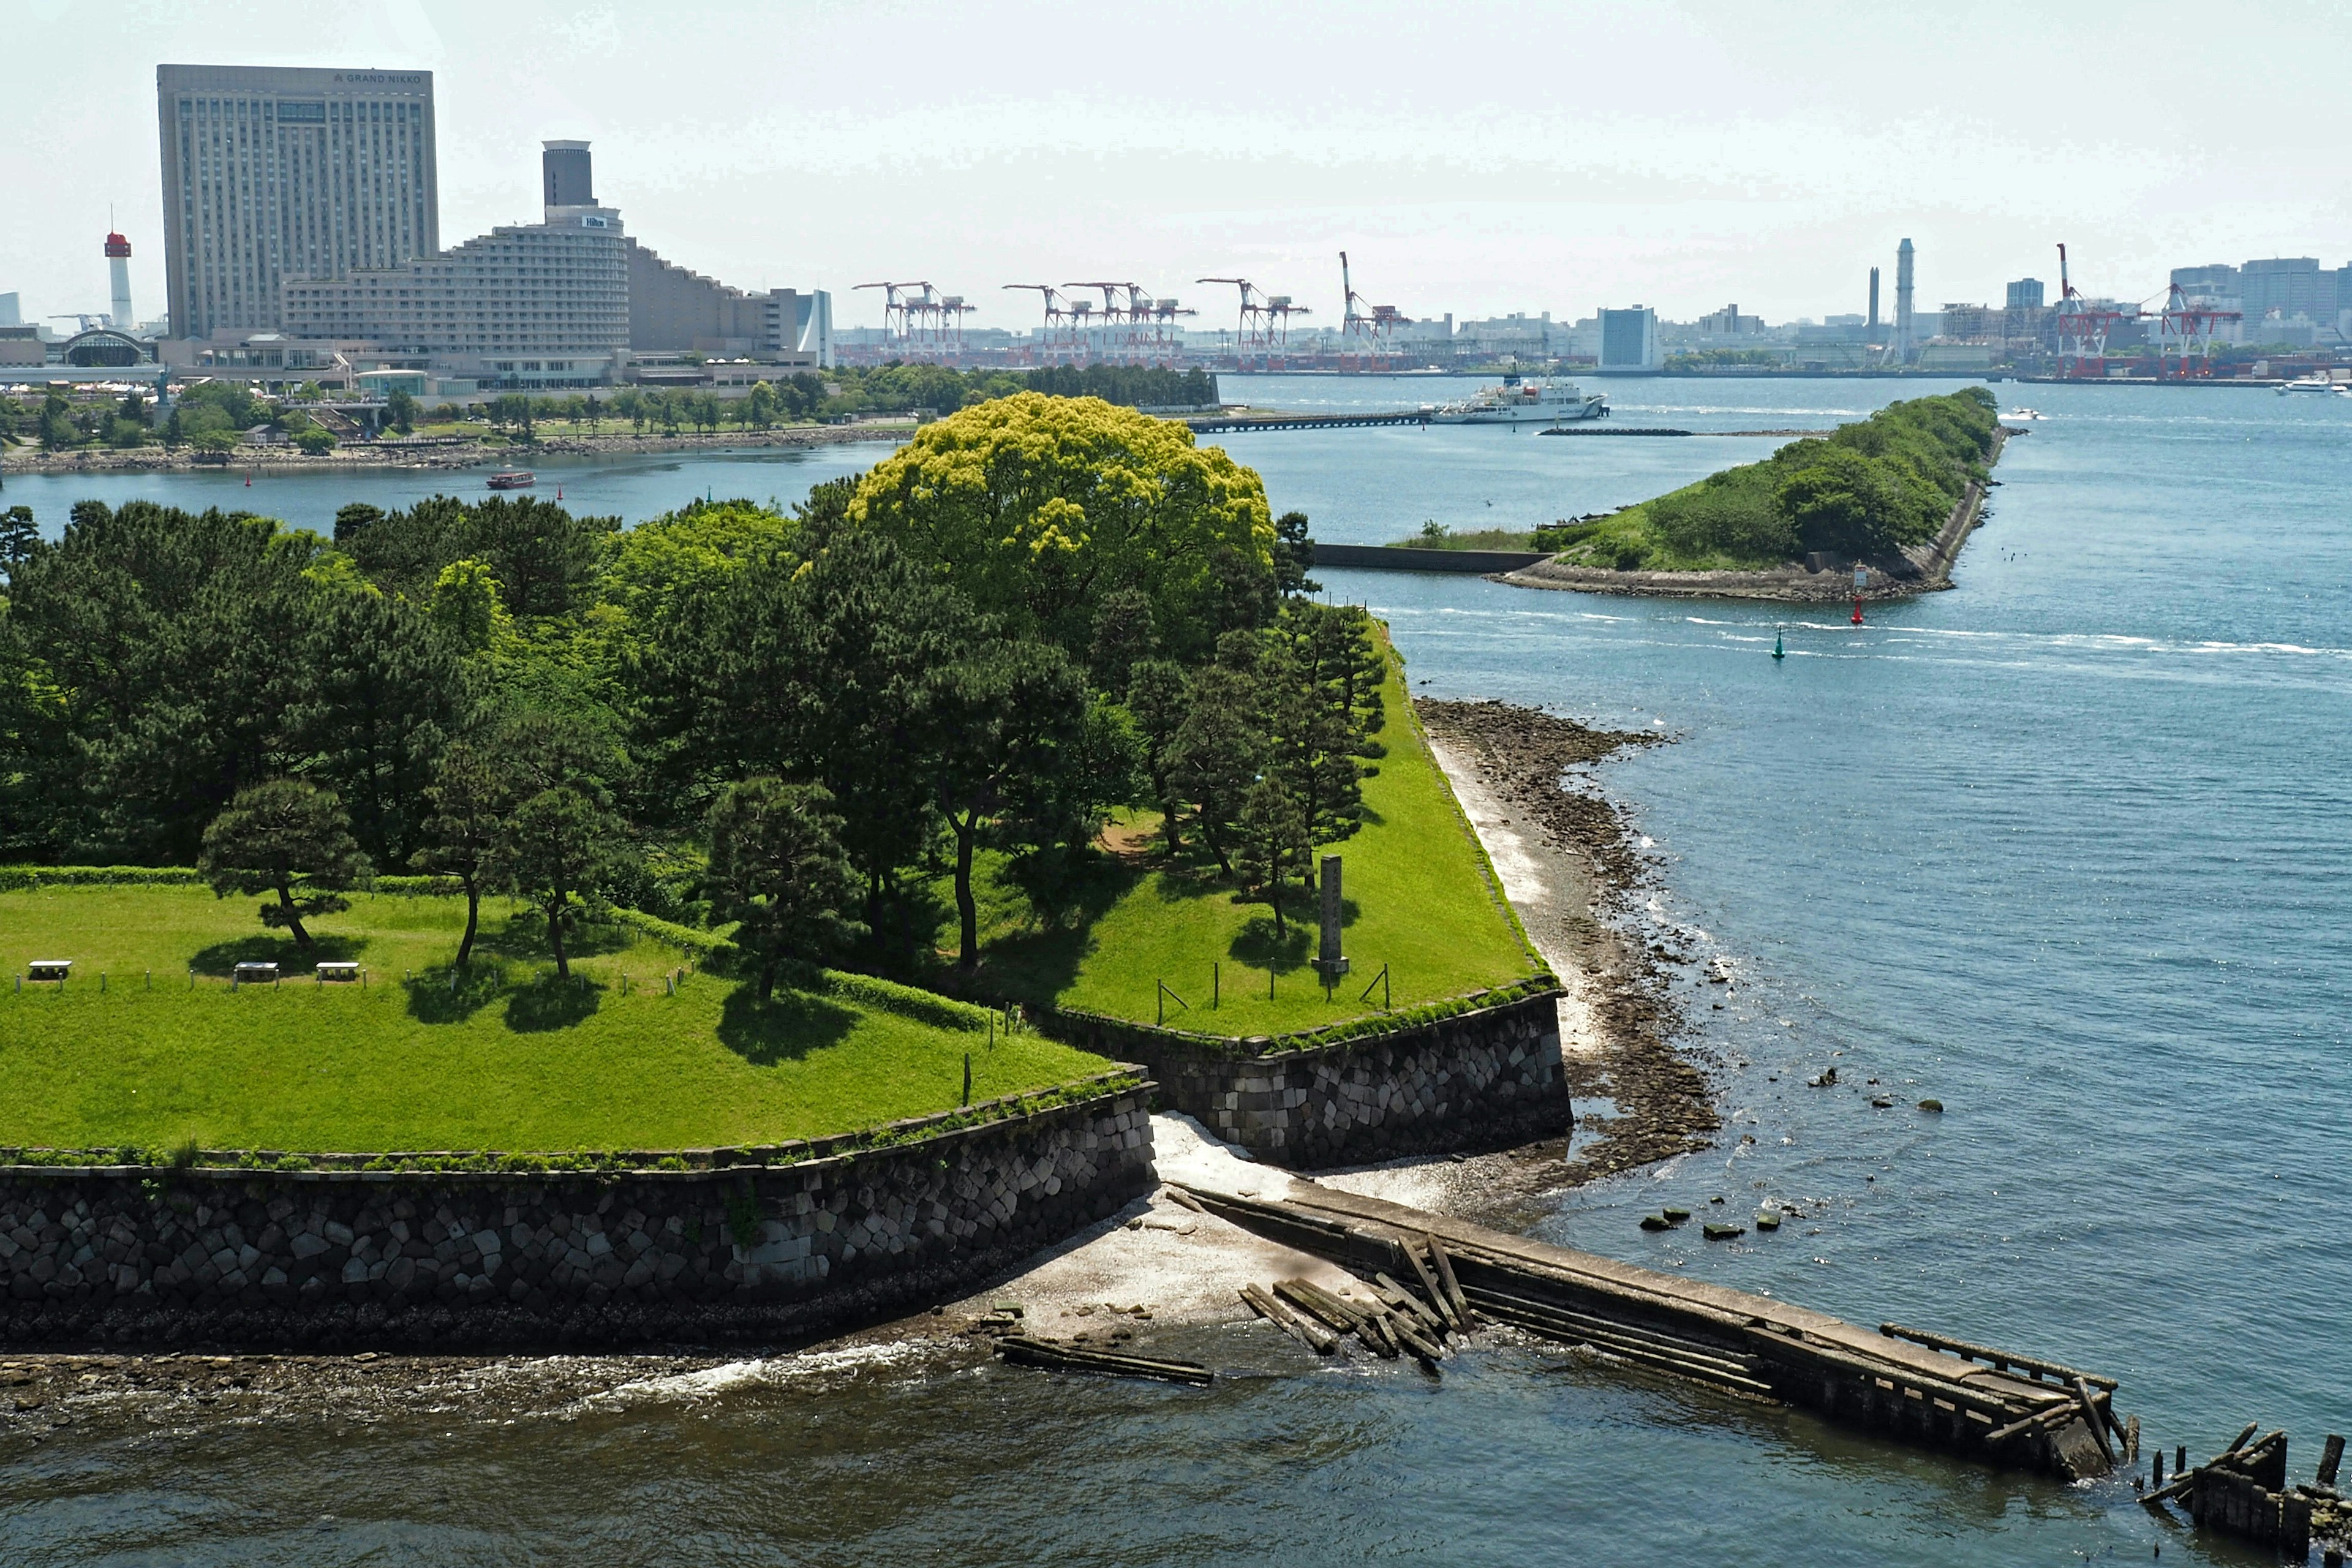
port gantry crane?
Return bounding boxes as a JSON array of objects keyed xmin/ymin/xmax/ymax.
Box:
[
  {"xmin": 853, "ymin": 280, "xmax": 948, "ymax": 361},
  {"xmin": 2149, "ymin": 283, "xmax": 2239, "ymax": 379},
  {"xmin": 2051, "ymin": 244, "xmax": 2237, "ymax": 380},
  {"xmin": 2052, "ymin": 245, "xmax": 2130, "ymax": 379},
  {"xmin": 1338, "ymin": 252, "xmax": 1405, "ymax": 369},
  {"xmin": 1003, "ymin": 284, "xmax": 1072, "ymax": 364}
]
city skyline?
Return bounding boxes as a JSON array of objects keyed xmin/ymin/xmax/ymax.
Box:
[{"xmin": 10, "ymin": 1, "xmax": 2352, "ymax": 332}]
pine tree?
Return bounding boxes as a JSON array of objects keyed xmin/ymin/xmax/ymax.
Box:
[
  {"xmin": 706, "ymin": 777, "xmax": 865, "ymax": 999},
  {"xmin": 1235, "ymin": 775, "xmax": 1312, "ymax": 936},
  {"xmin": 199, "ymin": 779, "xmax": 370, "ymax": 950}
]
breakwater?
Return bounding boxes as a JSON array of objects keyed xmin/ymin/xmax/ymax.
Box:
[
  {"xmin": 1044, "ymin": 987, "xmax": 1568, "ymax": 1167},
  {"xmin": 1501, "ymin": 428, "xmax": 2007, "ymax": 603},
  {"xmin": 0, "ymin": 1074, "xmax": 1153, "ymax": 1349}
]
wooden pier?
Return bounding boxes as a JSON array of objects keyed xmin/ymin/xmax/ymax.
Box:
[
  {"xmin": 1178, "ymin": 1180, "xmax": 2126, "ymax": 1480},
  {"xmin": 1185, "ymin": 411, "xmax": 1431, "ymax": 433}
]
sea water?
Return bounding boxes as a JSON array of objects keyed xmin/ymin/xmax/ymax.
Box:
[{"xmin": 2, "ymin": 376, "xmax": 2346, "ymax": 1564}]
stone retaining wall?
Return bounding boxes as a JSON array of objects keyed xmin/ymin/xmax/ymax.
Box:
[
  {"xmin": 0, "ymin": 1082, "xmax": 1154, "ymax": 1349},
  {"xmin": 1048, "ymin": 990, "xmax": 1567, "ymax": 1168}
]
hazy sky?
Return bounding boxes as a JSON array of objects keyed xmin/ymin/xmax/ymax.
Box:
[{"xmin": 11, "ymin": 0, "xmax": 2352, "ymax": 331}]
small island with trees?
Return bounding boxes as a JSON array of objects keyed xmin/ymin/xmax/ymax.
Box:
[{"xmin": 1504, "ymin": 387, "xmax": 2008, "ymax": 601}]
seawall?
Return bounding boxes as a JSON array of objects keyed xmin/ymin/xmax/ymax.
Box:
[
  {"xmin": 0, "ymin": 1078, "xmax": 1154, "ymax": 1349},
  {"xmin": 1046, "ymin": 989, "xmax": 1568, "ymax": 1169}
]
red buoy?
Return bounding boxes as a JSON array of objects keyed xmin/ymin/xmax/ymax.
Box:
[{"xmin": 1852, "ymin": 595, "xmax": 1864, "ymax": 625}]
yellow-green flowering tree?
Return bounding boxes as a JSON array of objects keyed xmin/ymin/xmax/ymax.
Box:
[{"xmin": 847, "ymin": 393, "xmax": 1276, "ymax": 662}]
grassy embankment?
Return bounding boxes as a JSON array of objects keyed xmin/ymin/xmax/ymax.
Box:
[
  {"xmin": 0, "ymin": 888, "xmax": 1105, "ymax": 1153},
  {"xmin": 1542, "ymin": 388, "xmax": 2000, "ymax": 573},
  {"xmin": 945, "ymin": 636, "xmax": 1542, "ymax": 1037},
  {"xmin": 1382, "ymin": 527, "xmax": 1554, "ymax": 552}
]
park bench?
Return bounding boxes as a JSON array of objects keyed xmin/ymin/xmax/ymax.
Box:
[
  {"xmin": 25, "ymin": 960, "xmax": 70, "ymax": 984},
  {"xmin": 316, "ymin": 962, "xmax": 360, "ymax": 984},
  {"xmin": 232, "ymin": 962, "xmax": 280, "ymax": 987}
]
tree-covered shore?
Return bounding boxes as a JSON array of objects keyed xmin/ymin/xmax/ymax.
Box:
[{"xmin": 1544, "ymin": 387, "xmax": 2002, "ymax": 573}]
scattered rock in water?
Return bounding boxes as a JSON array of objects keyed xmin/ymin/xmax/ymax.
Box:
[
  {"xmin": 1871, "ymin": 1096, "xmax": 1894, "ymax": 1109},
  {"xmin": 1809, "ymin": 1066, "xmax": 1838, "ymax": 1088},
  {"xmin": 1661, "ymin": 1207, "xmax": 1692, "ymax": 1224},
  {"xmin": 1918, "ymin": 1098, "xmax": 1945, "ymax": 1113},
  {"xmin": 1755, "ymin": 1212, "xmax": 1782, "ymax": 1231},
  {"xmin": 1640, "ymin": 1213, "xmax": 1672, "ymax": 1231},
  {"xmin": 1702, "ymin": 1222, "xmax": 1746, "ymax": 1241}
]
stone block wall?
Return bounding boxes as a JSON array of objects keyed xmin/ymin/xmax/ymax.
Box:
[
  {"xmin": 1049, "ymin": 990, "xmax": 1567, "ymax": 1168},
  {"xmin": 0, "ymin": 1083, "xmax": 1154, "ymax": 1349}
]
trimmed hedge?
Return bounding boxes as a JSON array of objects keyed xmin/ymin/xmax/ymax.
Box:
[{"xmin": 0, "ymin": 866, "xmax": 206, "ymax": 891}]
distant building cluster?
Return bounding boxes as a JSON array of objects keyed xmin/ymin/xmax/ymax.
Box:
[{"xmin": 0, "ymin": 64, "xmax": 837, "ymax": 393}]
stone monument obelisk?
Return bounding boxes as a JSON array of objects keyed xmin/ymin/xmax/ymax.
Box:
[{"xmin": 1315, "ymin": 853, "xmax": 1349, "ymax": 997}]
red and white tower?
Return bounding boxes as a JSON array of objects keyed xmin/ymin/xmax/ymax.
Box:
[{"xmin": 105, "ymin": 230, "xmax": 134, "ymax": 331}]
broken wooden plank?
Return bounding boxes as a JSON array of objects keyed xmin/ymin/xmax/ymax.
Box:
[
  {"xmin": 1423, "ymin": 1232, "xmax": 1476, "ymax": 1327},
  {"xmin": 1879, "ymin": 1322, "xmax": 2117, "ymax": 1391},
  {"xmin": 1240, "ymin": 1284, "xmax": 1333, "ymax": 1355},
  {"xmin": 995, "ymin": 1335, "xmax": 1213, "ymax": 1386}
]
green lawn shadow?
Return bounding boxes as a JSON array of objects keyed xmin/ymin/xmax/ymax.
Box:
[
  {"xmin": 503, "ymin": 972, "xmax": 605, "ymax": 1032},
  {"xmin": 403, "ymin": 962, "xmax": 511, "ymax": 1024},
  {"xmin": 190, "ymin": 932, "xmax": 368, "ymax": 977},
  {"xmin": 1227, "ymin": 917, "xmax": 1312, "ymax": 970},
  {"xmin": 955, "ymin": 848, "xmax": 1141, "ymax": 1008},
  {"xmin": 480, "ymin": 912, "xmax": 632, "ymax": 965},
  {"xmin": 716, "ymin": 987, "xmax": 862, "ymax": 1066}
]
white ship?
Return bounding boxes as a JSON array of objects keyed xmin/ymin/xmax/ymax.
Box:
[
  {"xmin": 1426, "ymin": 372, "xmax": 1608, "ymax": 426},
  {"xmin": 2275, "ymin": 376, "xmax": 2348, "ymax": 396}
]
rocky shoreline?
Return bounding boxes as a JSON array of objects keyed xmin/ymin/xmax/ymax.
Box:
[
  {"xmin": 0, "ymin": 422, "xmax": 915, "ymax": 477},
  {"xmin": 1415, "ymin": 699, "xmax": 1719, "ymax": 1186}
]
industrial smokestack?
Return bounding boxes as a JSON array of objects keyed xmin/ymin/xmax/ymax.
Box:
[
  {"xmin": 105, "ymin": 230, "xmax": 134, "ymax": 331},
  {"xmin": 1894, "ymin": 238, "xmax": 1916, "ymax": 364},
  {"xmin": 1868, "ymin": 266, "xmax": 1880, "ymax": 334},
  {"xmin": 542, "ymin": 140, "xmax": 594, "ymax": 213}
]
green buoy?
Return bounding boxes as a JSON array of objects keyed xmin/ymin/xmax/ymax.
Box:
[{"xmin": 1771, "ymin": 628, "xmax": 1786, "ymax": 661}]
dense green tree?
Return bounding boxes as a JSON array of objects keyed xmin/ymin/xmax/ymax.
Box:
[
  {"xmin": 745, "ymin": 380, "xmax": 780, "ymax": 430},
  {"xmin": 198, "ymin": 778, "xmax": 369, "ymax": 950},
  {"xmin": 1235, "ymin": 775, "xmax": 1312, "ymax": 937},
  {"xmin": 1166, "ymin": 662, "xmax": 1263, "ymax": 875},
  {"xmin": 928, "ymin": 638, "xmax": 1091, "ymax": 967},
  {"xmin": 385, "ymin": 388, "xmax": 419, "ymax": 435},
  {"xmin": 287, "ymin": 589, "xmax": 467, "ymax": 867},
  {"xmin": 0, "ymin": 507, "xmax": 36, "ymax": 571},
  {"xmin": 342, "ymin": 496, "xmax": 617, "ymax": 617},
  {"xmin": 1272, "ymin": 510, "xmax": 1321, "ymax": 598},
  {"xmin": 1125, "ymin": 658, "xmax": 1190, "ymax": 856},
  {"xmin": 848, "ymin": 393, "xmax": 1276, "ymax": 663},
  {"xmin": 682, "ymin": 512, "xmax": 971, "ymax": 922},
  {"xmin": 39, "ymin": 390, "xmax": 75, "ymax": 451},
  {"xmin": 498, "ymin": 784, "xmax": 625, "ymax": 980},
  {"xmin": 7, "ymin": 502, "xmax": 325, "ymax": 858},
  {"xmin": 706, "ymin": 777, "xmax": 865, "ymax": 999},
  {"xmin": 412, "ymin": 739, "xmax": 505, "ymax": 968}
]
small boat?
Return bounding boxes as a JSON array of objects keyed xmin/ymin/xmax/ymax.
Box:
[
  {"xmin": 2275, "ymin": 377, "xmax": 2347, "ymax": 396},
  {"xmin": 486, "ymin": 469, "xmax": 536, "ymax": 489},
  {"xmin": 2006, "ymin": 407, "xmax": 2046, "ymax": 420}
]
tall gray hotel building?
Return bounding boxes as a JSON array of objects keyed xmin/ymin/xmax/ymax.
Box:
[
  {"xmin": 155, "ymin": 62, "xmax": 831, "ymax": 385},
  {"xmin": 157, "ymin": 64, "xmax": 439, "ymax": 341}
]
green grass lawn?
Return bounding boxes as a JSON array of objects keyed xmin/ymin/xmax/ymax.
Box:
[
  {"xmin": 0, "ymin": 887, "xmax": 1106, "ymax": 1154},
  {"xmin": 952, "ymin": 637, "xmax": 1542, "ymax": 1036}
]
